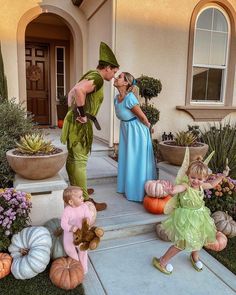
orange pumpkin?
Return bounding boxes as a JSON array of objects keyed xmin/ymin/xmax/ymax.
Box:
[
  {"xmin": 57, "ymin": 119, "xmax": 64, "ymax": 129},
  {"xmin": 0, "ymin": 253, "xmax": 12, "ymax": 279},
  {"xmin": 143, "ymin": 195, "xmax": 172, "ymax": 214},
  {"xmin": 49, "ymin": 257, "xmax": 84, "ymax": 290},
  {"xmin": 204, "ymin": 231, "xmax": 227, "ymax": 252}
]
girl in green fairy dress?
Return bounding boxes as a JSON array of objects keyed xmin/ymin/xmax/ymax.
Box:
[{"xmin": 153, "ymin": 149, "xmax": 229, "ymax": 275}]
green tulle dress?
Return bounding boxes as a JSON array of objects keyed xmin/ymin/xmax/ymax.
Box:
[{"xmin": 161, "ymin": 185, "xmax": 216, "ymax": 251}]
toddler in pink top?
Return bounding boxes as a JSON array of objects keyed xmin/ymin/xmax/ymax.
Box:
[{"xmin": 61, "ymin": 186, "xmax": 92, "ymax": 274}]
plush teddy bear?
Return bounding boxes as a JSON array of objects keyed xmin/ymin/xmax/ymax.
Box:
[{"xmin": 73, "ymin": 218, "xmax": 104, "ymax": 251}]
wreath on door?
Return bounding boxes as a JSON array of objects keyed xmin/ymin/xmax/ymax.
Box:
[{"xmin": 26, "ymin": 65, "xmax": 41, "ymax": 81}]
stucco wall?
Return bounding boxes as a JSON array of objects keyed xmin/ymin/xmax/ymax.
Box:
[
  {"xmin": 114, "ymin": 0, "xmax": 236, "ymax": 142},
  {"xmin": 87, "ymin": 0, "xmax": 113, "ymax": 143}
]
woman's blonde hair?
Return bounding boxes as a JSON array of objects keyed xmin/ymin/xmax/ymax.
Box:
[
  {"xmin": 63, "ymin": 186, "xmax": 83, "ymax": 204},
  {"xmin": 187, "ymin": 156, "xmax": 208, "ymax": 178},
  {"xmin": 123, "ymin": 72, "xmax": 139, "ymax": 98}
]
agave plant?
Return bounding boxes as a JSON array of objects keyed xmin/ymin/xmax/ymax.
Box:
[
  {"xmin": 16, "ymin": 133, "xmax": 56, "ymax": 155},
  {"xmin": 201, "ymin": 122, "xmax": 236, "ymax": 178},
  {"xmin": 174, "ymin": 131, "xmax": 198, "ymax": 146}
]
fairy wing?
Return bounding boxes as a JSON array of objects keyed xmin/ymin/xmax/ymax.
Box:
[
  {"xmin": 164, "ymin": 195, "xmax": 179, "ymax": 214},
  {"xmin": 175, "ymin": 147, "xmax": 190, "ymax": 185},
  {"xmin": 203, "ymin": 151, "xmax": 215, "ymax": 165}
]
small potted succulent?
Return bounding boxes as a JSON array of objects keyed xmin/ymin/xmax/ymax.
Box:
[
  {"xmin": 6, "ymin": 133, "xmax": 67, "ymax": 180},
  {"xmin": 159, "ymin": 130, "xmax": 208, "ymax": 166},
  {"xmin": 136, "ymin": 75, "xmax": 162, "ymax": 129}
]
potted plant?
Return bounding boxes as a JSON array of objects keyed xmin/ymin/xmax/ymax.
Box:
[
  {"xmin": 56, "ymin": 94, "xmax": 68, "ymax": 128},
  {"xmin": 136, "ymin": 75, "xmax": 162, "ymax": 129},
  {"xmin": 6, "ymin": 133, "xmax": 67, "ymax": 180},
  {"xmin": 159, "ymin": 130, "xmax": 208, "ymax": 166}
]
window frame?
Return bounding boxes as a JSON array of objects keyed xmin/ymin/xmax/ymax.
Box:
[
  {"xmin": 177, "ymin": 0, "xmax": 236, "ymax": 121},
  {"xmin": 55, "ymin": 46, "xmax": 66, "ymax": 101},
  {"xmin": 191, "ymin": 6, "xmax": 230, "ymax": 105}
]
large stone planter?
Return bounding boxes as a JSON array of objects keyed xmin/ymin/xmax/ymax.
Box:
[
  {"xmin": 159, "ymin": 141, "xmax": 208, "ymax": 166},
  {"xmin": 6, "ymin": 149, "xmax": 68, "ymax": 180}
]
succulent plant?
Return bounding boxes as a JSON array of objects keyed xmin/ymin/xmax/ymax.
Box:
[
  {"xmin": 174, "ymin": 131, "xmax": 197, "ymax": 146},
  {"xmin": 16, "ymin": 133, "xmax": 56, "ymax": 155}
]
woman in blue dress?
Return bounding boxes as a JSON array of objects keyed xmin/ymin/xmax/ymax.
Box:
[{"xmin": 114, "ymin": 72, "xmax": 157, "ymax": 202}]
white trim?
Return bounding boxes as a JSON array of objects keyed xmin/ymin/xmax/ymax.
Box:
[
  {"xmin": 191, "ymin": 6, "xmax": 230, "ymax": 104},
  {"xmin": 55, "ymin": 46, "xmax": 66, "ymax": 101}
]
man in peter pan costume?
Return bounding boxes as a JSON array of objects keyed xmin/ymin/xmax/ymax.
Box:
[{"xmin": 61, "ymin": 42, "xmax": 119, "ymax": 211}]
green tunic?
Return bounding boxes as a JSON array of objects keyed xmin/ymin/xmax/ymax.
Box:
[{"xmin": 61, "ymin": 70, "xmax": 104, "ymax": 154}]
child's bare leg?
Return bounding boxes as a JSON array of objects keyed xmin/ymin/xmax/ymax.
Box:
[
  {"xmin": 190, "ymin": 250, "xmax": 203, "ymax": 271},
  {"xmin": 191, "ymin": 250, "xmax": 199, "ymax": 262},
  {"xmin": 160, "ymin": 245, "xmax": 182, "ymax": 266}
]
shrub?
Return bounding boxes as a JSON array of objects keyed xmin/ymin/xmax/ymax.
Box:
[
  {"xmin": 136, "ymin": 75, "xmax": 162, "ymax": 105},
  {"xmin": 0, "ymin": 188, "xmax": 32, "ymax": 251},
  {"xmin": 204, "ymin": 174, "xmax": 236, "ymax": 220},
  {"xmin": 0, "ymin": 98, "xmax": 35, "ymax": 187},
  {"xmin": 201, "ymin": 122, "xmax": 236, "ymax": 178},
  {"xmin": 140, "ymin": 104, "xmax": 160, "ymax": 127}
]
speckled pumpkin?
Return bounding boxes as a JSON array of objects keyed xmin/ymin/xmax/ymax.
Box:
[
  {"xmin": 145, "ymin": 180, "xmax": 173, "ymax": 198},
  {"xmin": 211, "ymin": 211, "xmax": 236, "ymax": 238},
  {"xmin": 204, "ymin": 231, "xmax": 227, "ymax": 252},
  {"xmin": 0, "ymin": 253, "xmax": 12, "ymax": 279},
  {"xmin": 50, "ymin": 257, "xmax": 84, "ymax": 290},
  {"xmin": 155, "ymin": 223, "xmax": 170, "ymax": 241},
  {"xmin": 143, "ymin": 195, "xmax": 172, "ymax": 214}
]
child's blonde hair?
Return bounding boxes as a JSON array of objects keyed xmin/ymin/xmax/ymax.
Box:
[
  {"xmin": 63, "ymin": 186, "xmax": 83, "ymax": 204},
  {"xmin": 187, "ymin": 156, "xmax": 208, "ymax": 178}
]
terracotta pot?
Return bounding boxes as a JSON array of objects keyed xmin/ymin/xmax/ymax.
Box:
[
  {"xmin": 159, "ymin": 141, "xmax": 208, "ymax": 166},
  {"xmin": 6, "ymin": 149, "xmax": 68, "ymax": 180}
]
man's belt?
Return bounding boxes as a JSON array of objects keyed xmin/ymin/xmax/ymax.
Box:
[{"xmin": 85, "ymin": 113, "xmax": 101, "ymax": 130}]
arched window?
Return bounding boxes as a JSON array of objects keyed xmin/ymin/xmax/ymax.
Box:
[
  {"xmin": 177, "ymin": 1, "xmax": 236, "ymax": 121},
  {"xmin": 192, "ymin": 7, "xmax": 229, "ymax": 103}
]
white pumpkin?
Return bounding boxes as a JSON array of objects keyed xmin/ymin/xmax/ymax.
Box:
[
  {"xmin": 44, "ymin": 218, "xmax": 66, "ymax": 260},
  {"xmin": 8, "ymin": 226, "xmax": 52, "ymax": 279},
  {"xmin": 145, "ymin": 180, "xmax": 173, "ymax": 198}
]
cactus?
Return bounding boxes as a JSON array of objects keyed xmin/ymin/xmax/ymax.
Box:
[
  {"xmin": 174, "ymin": 131, "xmax": 197, "ymax": 146},
  {"xmin": 16, "ymin": 133, "xmax": 56, "ymax": 155}
]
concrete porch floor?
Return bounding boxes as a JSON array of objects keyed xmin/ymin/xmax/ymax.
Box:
[{"xmin": 43, "ymin": 128, "xmax": 236, "ymax": 295}]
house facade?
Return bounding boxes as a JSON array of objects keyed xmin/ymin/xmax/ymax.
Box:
[{"xmin": 1, "ymin": 0, "xmax": 236, "ymax": 146}]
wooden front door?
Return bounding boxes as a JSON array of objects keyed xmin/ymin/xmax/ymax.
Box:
[{"xmin": 25, "ymin": 43, "xmax": 50, "ymax": 125}]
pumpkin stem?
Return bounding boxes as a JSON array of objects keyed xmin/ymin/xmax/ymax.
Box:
[
  {"xmin": 54, "ymin": 227, "xmax": 63, "ymax": 237},
  {"xmin": 20, "ymin": 248, "xmax": 29, "ymax": 256}
]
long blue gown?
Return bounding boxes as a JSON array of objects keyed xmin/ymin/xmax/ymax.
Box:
[{"xmin": 114, "ymin": 92, "xmax": 157, "ymax": 202}]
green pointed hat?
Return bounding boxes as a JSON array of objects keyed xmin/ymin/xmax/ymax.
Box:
[{"xmin": 99, "ymin": 42, "xmax": 119, "ymax": 67}]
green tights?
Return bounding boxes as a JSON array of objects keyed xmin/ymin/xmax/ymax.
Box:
[{"xmin": 66, "ymin": 143, "xmax": 89, "ymax": 200}]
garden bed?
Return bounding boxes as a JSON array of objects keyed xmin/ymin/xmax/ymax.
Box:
[{"xmin": 0, "ymin": 264, "xmax": 85, "ymax": 295}]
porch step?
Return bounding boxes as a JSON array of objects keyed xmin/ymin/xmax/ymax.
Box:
[
  {"xmin": 91, "ymin": 182, "xmax": 166, "ymax": 241},
  {"xmin": 59, "ymin": 155, "xmax": 118, "ymax": 185}
]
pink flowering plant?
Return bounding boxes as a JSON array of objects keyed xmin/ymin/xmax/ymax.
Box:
[
  {"xmin": 204, "ymin": 174, "xmax": 236, "ymax": 220},
  {"xmin": 0, "ymin": 188, "xmax": 32, "ymax": 250}
]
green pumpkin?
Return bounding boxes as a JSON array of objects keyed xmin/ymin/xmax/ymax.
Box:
[
  {"xmin": 44, "ymin": 218, "xmax": 66, "ymax": 260},
  {"xmin": 8, "ymin": 226, "xmax": 52, "ymax": 279}
]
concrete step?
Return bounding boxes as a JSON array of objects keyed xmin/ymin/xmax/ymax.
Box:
[
  {"xmin": 59, "ymin": 155, "xmax": 118, "ymax": 185},
  {"xmin": 91, "ymin": 182, "xmax": 166, "ymax": 240}
]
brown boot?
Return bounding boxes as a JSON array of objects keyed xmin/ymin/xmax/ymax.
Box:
[
  {"xmin": 86, "ymin": 198, "xmax": 107, "ymax": 211},
  {"xmin": 87, "ymin": 188, "xmax": 95, "ymax": 195}
]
